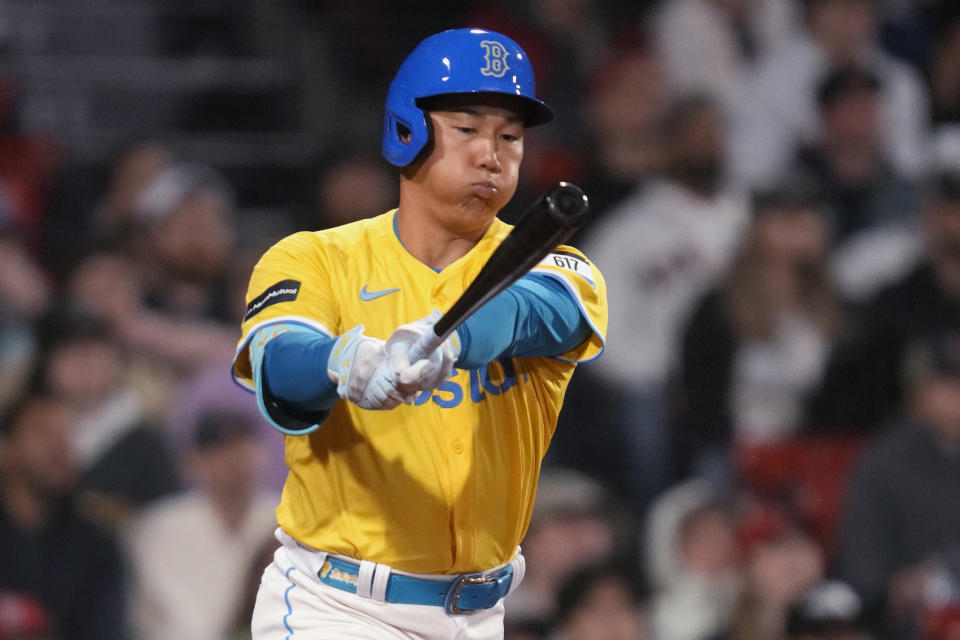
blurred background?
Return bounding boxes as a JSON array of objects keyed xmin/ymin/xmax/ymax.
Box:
[{"xmin": 1, "ymin": 0, "xmax": 960, "ymax": 639}]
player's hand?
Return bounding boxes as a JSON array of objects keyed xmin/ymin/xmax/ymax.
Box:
[
  {"xmin": 327, "ymin": 325, "xmax": 414, "ymax": 410},
  {"xmin": 385, "ymin": 311, "xmax": 461, "ymax": 396}
]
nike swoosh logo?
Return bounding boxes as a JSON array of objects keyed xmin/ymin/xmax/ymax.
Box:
[{"xmin": 359, "ymin": 285, "xmax": 401, "ymax": 301}]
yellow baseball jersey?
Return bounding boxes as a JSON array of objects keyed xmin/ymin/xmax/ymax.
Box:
[{"xmin": 232, "ymin": 210, "xmax": 607, "ymax": 574}]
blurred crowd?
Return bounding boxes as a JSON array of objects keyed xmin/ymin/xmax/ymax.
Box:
[{"xmin": 1, "ymin": 0, "xmax": 960, "ymax": 639}]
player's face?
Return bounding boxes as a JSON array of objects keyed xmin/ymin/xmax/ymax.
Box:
[{"xmin": 410, "ymin": 103, "xmax": 524, "ymax": 233}]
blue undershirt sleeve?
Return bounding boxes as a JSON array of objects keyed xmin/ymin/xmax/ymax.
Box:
[
  {"xmin": 262, "ymin": 330, "xmax": 340, "ymax": 409},
  {"xmin": 455, "ymin": 273, "xmax": 591, "ymax": 370},
  {"xmin": 250, "ymin": 326, "xmax": 339, "ymax": 434}
]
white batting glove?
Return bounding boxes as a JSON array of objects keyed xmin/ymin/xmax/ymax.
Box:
[
  {"xmin": 385, "ymin": 311, "xmax": 461, "ymax": 396},
  {"xmin": 327, "ymin": 325, "xmax": 413, "ymax": 410}
]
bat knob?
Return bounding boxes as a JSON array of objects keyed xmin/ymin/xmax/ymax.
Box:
[{"xmin": 550, "ymin": 182, "xmax": 590, "ymax": 223}]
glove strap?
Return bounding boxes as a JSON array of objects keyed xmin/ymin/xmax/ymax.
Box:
[{"xmin": 327, "ymin": 325, "xmax": 365, "ymax": 398}]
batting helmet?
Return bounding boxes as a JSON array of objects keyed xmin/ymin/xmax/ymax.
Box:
[{"xmin": 382, "ymin": 28, "xmax": 554, "ymax": 167}]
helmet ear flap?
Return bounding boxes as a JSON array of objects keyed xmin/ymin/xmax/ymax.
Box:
[
  {"xmin": 411, "ymin": 113, "xmax": 435, "ymax": 166},
  {"xmin": 383, "ymin": 106, "xmax": 433, "ymax": 167},
  {"xmin": 385, "ymin": 111, "xmax": 413, "ymax": 146},
  {"xmin": 383, "ymin": 100, "xmax": 431, "ymax": 166}
]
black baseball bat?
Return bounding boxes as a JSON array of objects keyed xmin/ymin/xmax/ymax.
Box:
[{"xmin": 409, "ymin": 181, "xmax": 589, "ymax": 361}]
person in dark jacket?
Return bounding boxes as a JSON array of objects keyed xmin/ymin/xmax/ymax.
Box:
[
  {"xmin": 807, "ymin": 165, "xmax": 960, "ymax": 434},
  {"xmin": 0, "ymin": 392, "xmax": 127, "ymax": 639},
  {"xmin": 835, "ymin": 330, "xmax": 960, "ymax": 637}
]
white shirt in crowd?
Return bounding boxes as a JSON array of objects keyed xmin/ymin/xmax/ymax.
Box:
[
  {"xmin": 653, "ymin": 0, "xmax": 799, "ymax": 111},
  {"xmin": 729, "ymin": 33, "xmax": 930, "ymax": 188},
  {"xmin": 584, "ymin": 179, "xmax": 750, "ymax": 389},
  {"xmin": 730, "ymin": 311, "xmax": 831, "ymax": 443},
  {"xmin": 127, "ymin": 490, "xmax": 279, "ymax": 640}
]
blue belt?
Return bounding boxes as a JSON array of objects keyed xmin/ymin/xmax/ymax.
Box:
[{"xmin": 317, "ymin": 555, "xmax": 514, "ymax": 614}]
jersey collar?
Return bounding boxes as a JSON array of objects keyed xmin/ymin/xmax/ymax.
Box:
[{"xmin": 389, "ymin": 209, "xmax": 508, "ymax": 276}]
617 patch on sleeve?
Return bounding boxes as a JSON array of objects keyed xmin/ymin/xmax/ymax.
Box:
[{"xmin": 538, "ymin": 251, "xmax": 595, "ymax": 287}]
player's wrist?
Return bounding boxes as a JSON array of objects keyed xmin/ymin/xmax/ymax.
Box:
[{"xmin": 327, "ymin": 325, "xmax": 365, "ymax": 387}]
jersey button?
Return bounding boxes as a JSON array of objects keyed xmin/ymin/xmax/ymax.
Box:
[
  {"xmin": 452, "ymin": 439, "xmax": 464, "ymax": 454},
  {"xmin": 434, "ymin": 293, "xmax": 447, "ymax": 305}
]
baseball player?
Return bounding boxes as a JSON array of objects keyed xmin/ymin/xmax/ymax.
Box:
[{"xmin": 231, "ymin": 28, "xmax": 608, "ymax": 639}]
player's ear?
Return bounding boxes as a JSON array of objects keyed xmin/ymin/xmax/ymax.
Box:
[{"xmin": 397, "ymin": 122, "xmax": 412, "ymax": 144}]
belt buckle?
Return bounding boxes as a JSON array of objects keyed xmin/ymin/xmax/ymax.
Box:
[{"xmin": 443, "ymin": 572, "xmax": 498, "ymax": 614}]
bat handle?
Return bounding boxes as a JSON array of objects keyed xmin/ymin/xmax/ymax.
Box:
[{"xmin": 409, "ymin": 330, "xmax": 443, "ymax": 363}]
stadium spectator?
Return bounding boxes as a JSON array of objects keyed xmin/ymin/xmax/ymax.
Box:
[
  {"xmin": 927, "ymin": 7, "xmax": 960, "ymax": 127},
  {"xmin": 0, "ymin": 224, "xmax": 50, "ymax": 323},
  {"xmin": 505, "ymin": 469, "xmax": 619, "ymax": 626},
  {"xmin": 43, "ymin": 138, "xmax": 173, "ymax": 277},
  {"xmin": 0, "ymin": 71, "xmax": 62, "ymax": 254},
  {"xmin": 0, "ymin": 220, "xmax": 50, "ymax": 415},
  {"xmin": 795, "ymin": 65, "xmax": 916, "ymax": 245},
  {"xmin": 790, "ymin": 65, "xmax": 920, "ymax": 303},
  {"xmin": 314, "ymin": 153, "xmax": 396, "ymax": 228},
  {"xmin": 652, "ymin": 0, "xmax": 798, "ymax": 112},
  {"xmin": 730, "ymin": 0, "xmax": 929, "ymax": 187},
  {"xmin": 134, "ymin": 162, "xmax": 238, "ymax": 323},
  {"xmin": 835, "ymin": 330, "xmax": 960, "ymax": 636},
  {"xmin": 574, "ymin": 44, "xmax": 667, "ymax": 241},
  {"xmin": 0, "ymin": 393, "xmax": 127, "ymax": 639},
  {"xmin": 583, "ymin": 94, "xmax": 749, "ymax": 506},
  {"xmin": 67, "ymin": 245, "xmax": 235, "ymax": 374},
  {"xmin": 34, "ymin": 308, "xmax": 181, "ymax": 525},
  {"xmin": 724, "ymin": 503, "xmax": 826, "ymax": 640},
  {"xmin": 675, "ymin": 176, "xmax": 840, "ymax": 484},
  {"xmin": 807, "ymin": 164, "xmax": 960, "ymax": 433},
  {"xmin": 0, "ymin": 592, "xmax": 54, "ymax": 640},
  {"xmin": 784, "ymin": 580, "xmax": 871, "ymax": 640},
  {"xmin": 126, "ymin": 410, "xmax": 278, "ymax": 640},
  {"xmin": 94, "ymin": 140, "xmax": 174, "ymax": 244},
  {"xmin": 550, "ymin": 564, "xmax": 650, "ymax": 640},
  {"xmin": 165, "ymin": 362, "xmax": 287, "ymax": 493},
  {"xmin": 225, "ymin": 532, "xmax": 282, "ymax": 640},
  {"xmin": 645, "ymin": 480, "xmax": 742, "ymax": 640}
]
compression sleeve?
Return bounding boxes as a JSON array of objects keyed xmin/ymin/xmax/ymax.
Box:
[
  {"xmin": 262, "ymin": 330, "xmax": 340, "ymax": 408},
  {"xmin": 249, "ymin": 325, "xmax": 338, "ymax": 434},
  {"xmin": 455, "ymin": 273, "xmax": 592, "ymax": 370}
]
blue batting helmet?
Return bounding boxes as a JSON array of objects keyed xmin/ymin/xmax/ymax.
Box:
[{"xmin": 382, "ymin": 28, "xmax": 554, "ymax": 167}]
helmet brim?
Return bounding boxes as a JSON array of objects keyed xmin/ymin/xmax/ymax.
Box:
[{"xmin": 415, "ymin": 92, "xmax": 553, "ymax": 128}]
